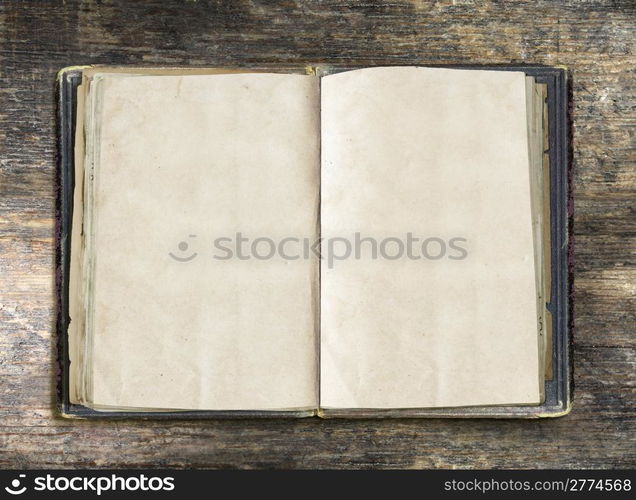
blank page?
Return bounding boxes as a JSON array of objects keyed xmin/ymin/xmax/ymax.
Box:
[
  {"xmin": 320, "ymin": 67, "xmax": 541, "ymax": 409},
  {"xmin": 85, "ymin": 73, "xmax": 320, "ymax": 410}
]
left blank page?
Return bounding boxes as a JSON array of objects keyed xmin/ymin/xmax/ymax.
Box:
[{"xmin": 80, "ymin": 73, "xmax": 320, "ymax": 410}]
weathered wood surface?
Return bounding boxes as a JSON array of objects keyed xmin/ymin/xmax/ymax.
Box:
[{"xmin": 0, "ymin": 0, "xmax": 634, "ymax": 469}]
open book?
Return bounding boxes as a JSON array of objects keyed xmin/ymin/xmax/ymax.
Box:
[{"xmin": 61, "ymin": 65, "xmax": 559, "ymax": 417}]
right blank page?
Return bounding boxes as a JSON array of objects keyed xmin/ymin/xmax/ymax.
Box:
[{"xmin": 320, "ymin": 67, "xmax": 541, "ymax": 409}]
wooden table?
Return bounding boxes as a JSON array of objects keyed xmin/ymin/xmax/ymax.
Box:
[{"xmin": 0, "ymin": 0, "xmax": 634, "ymax": 468}]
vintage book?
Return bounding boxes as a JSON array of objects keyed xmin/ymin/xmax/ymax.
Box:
[{"xmin": 56, "ymin": 65, "xmax": 571, "ymax": 418}]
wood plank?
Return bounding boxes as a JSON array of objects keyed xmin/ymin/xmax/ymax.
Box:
[{"xmin": 0, "ymin": 0, "xmax": 634, "ymax": 468}]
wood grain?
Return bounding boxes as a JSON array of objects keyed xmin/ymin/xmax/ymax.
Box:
[{"xmin": 0, "ymin": 0, "xmax": 634, "ymax": 469}]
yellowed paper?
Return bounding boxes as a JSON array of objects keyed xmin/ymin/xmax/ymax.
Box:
[
  {"xmin": 68, "ymin": 77, "xmax": 87, "ymax": 404},
  {"xmin": 320, "ymin": 67, "xmax": 541, "ymax": 408},
  {"xmin": 84, "ymin": 73, "xmax": 320, "ymax": 410}
]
